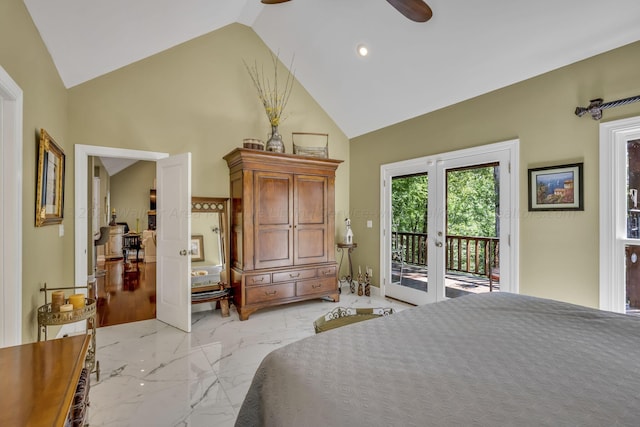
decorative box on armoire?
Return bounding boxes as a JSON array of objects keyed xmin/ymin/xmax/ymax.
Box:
[{"xmin": 224, "ymin": 148, "xmax": 343, "ymax": 320}]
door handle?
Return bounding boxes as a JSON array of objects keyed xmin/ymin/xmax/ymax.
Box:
[{"xmin": 179, "ymin": 249, "xmax": 188, "ymax": 256}]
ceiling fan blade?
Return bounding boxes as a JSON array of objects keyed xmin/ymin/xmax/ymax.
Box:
[
  {"xmin": 386, "ymin": 0, "xmax": 433, "ymax": 22},
  {"xmin": 261, "ymin": 0, "xmax": 291, "ymax": 4}
]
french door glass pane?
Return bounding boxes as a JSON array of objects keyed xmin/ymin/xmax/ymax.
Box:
[
  {"xmin": 391, "ymin": 174, "xmax": 428, "ymax": 292},
  {"xmin": 445, "ymin": 164, "xmax": 499, "ymax": 298}
]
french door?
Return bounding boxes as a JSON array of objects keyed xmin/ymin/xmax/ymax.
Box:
[{"xmin": 381, "ymin": 140, "xmax": 519, "ymax": 306}]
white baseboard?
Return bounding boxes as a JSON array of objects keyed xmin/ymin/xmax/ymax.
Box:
[
  {"xmin": 339, "ymin": 281, "xmax": 381, "ymax": 297},
  {"xmin": 370, "ymin": 285, "xmax": 381, "ymax": 297},
  {"xmin": 192, "ymin": 302, "xmax": 217, "ymax": 313}
]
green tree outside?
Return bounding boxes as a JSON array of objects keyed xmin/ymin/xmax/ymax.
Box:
[
  {"xmin": 392, "ymin": 166, "xmax": 498, "ymax": 238},
  {"xmin": 392, "ymin": 174, "xmax": 428, "ymax": 233}
]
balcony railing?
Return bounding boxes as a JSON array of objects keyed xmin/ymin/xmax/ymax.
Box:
[{"xmin": 392, "ymin": 231, "xmax": 499, "ymax": 278}]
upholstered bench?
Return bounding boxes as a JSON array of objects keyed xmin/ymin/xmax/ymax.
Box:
[{"xmin": 313, "ymin": 307, "xmax": 395, "ymax": 333}]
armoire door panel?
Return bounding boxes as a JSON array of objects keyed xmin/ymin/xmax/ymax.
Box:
[
  {"xmin": 256, "ymin": 173, "xmax": 292, "ymax": 225},
  {"xmin": 295, "ymin": 175, "xmax": 328, "ymax": 264},
  {"xmin": 296, "ymin": 176, "xmax": 326, "ymax": 225},
  {"xmin": 296, "ymin": 228, "xmax": 326, "ymax": 261},
  {"xmin": 254, "ymin": 171, "xmax": 294, "ymax": 268},
  {"xmin": 256, "ymin": 229, "xmax": 292, "ymax": 268}
]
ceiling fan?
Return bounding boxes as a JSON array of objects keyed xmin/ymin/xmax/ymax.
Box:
[{"xmin": 261, "ymin": 0, "xmax": 433, "ymax": 23}]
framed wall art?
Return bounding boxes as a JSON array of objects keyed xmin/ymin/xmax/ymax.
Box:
[
  {"xmin": 191, "ymin": 234, "xmax": 205, "ymax": 262},
  {"xmin": 35, "ymin": 129, "xmax": 65, "ymax": 226},
  {"xmin": 528, "ymin": 162, "xmax": 583, "ymax": 211}
]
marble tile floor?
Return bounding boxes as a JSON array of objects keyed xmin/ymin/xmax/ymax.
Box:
[{"xmin": 88, "ymin": 289, "xmax": 411, "ymax": 426}]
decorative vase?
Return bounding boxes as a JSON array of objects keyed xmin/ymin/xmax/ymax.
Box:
[{"xmin": 266, "ymin": 125, "xmax": 285, "ymax": 153}]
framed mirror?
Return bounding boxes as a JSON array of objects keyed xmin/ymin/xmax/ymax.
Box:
[{"xmin": 191, "ymin": 197, "xmax": 230, "ymax": 287}]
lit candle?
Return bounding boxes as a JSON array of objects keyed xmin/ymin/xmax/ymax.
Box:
[{"xmin": 69, "ymin": 294, "xmax": 85, "ymax": 310}]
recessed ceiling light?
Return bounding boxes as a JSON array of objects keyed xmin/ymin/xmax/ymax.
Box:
[{"xmin": 356, "ymin": 44, "xmax": 369, "ymax": 57}]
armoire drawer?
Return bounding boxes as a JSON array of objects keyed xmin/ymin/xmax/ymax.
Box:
[
  {"xmin": 296, "ymin": 277, "xmax": 336, "ymax": 296},
  {"xmin": 317, "ymin": 266, "xmax": 336, "ymax": 278},
  {"xmin": 272, "ymin": 269, "xmax": 316, "ymax": 283},
  {"xmin": 245, "ymin": 273, "xmax": 271, "ymax": 287},
  {"xmin": 246, "ymin": 283, "xmax": 295, "ymax": 304}
]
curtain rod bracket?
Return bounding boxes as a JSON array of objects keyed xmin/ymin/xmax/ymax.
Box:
[{"xmin": 575, "ymin": 95, "xmax": 640, "ymax": 120}]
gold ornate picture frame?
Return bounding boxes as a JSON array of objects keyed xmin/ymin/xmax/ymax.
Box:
[{"xmin": 35, "ymin": 129, "xmax": 65, "ymax": 226}]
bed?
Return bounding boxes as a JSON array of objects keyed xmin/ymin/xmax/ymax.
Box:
[{"xmin": 235, "ymin": 292, "xmax": 640, "ymax": 426}]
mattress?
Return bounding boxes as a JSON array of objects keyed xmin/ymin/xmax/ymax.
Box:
[{"xmin": 235, "ymin": 292, "xmax": 640, "ymax": 427}]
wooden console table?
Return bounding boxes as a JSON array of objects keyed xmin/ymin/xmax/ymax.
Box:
[{"xmin": 0, "ymin": 335, "xmax": 90, "ymax": 427}]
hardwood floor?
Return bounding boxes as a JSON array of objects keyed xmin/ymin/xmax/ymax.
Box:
[{"xmin": 95, "ymin": 259, "xmax": 156, "ymax": 327}]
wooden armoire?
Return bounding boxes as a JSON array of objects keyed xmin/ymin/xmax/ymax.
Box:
[{"xmin": 224, "ymin": 148, "xmax": 343, "ymax": 320}]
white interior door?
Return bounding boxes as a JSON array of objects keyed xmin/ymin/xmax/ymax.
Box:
[
  {"xmin": 381, "ymin": 140, "xmax": 519, "ymax": 305},
  {"xmin": 156, "ymin": 153, "xmax": 192, "ymax": 332}
]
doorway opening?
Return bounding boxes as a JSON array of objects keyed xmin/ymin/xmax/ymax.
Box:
[
  {"xmin": 381, "ymin": 139, "xmax": 519, "ymax": 306},
  {"xmin": 391, "ymin": 164, "xmax": 500, "ymax": 298},
  {"xmin": 73, "ymin": 145, "xmax": 168, "ymax": 334},
  {"xmin": 91, "ymin": 157, "xmax": 158, "ymax": 327}
]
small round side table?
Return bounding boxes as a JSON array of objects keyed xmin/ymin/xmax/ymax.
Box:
[{"xmin": 337, "ymin": 242, "xmax": 357, "ymax": 293}]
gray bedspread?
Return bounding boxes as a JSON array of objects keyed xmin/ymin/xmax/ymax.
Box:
[{"xmin": 235, "ymin": 293, "xmax": 640, "ymax": 426}]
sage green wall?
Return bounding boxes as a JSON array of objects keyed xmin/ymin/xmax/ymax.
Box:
[
  {"xmin": 5, "ymin": 0, "xmax": 639, "ymax": 341},
  {"xmin": 110, "ymin": 161, "xmax": 156, "ymax": 233},
  {"xmin": 0, "ymin": 0, "xmax": 71, "ymax": 342},
  {"xmin": 351, "ymin": 40, "xmax": 640, "ymax": 308},
  {"xmin": 68, "ymin": 23, "xmax": 350, "ymax": 224},
  {"xmin": 68, "ymin": 23, "xmax": 350, "ymax": 287}
]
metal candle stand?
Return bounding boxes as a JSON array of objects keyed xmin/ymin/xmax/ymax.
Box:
[{"xmin": 38, "ymin": 283, "xmax": 101, "ymax": 381}]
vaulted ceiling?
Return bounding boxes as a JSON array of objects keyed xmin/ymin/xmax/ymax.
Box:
[{"xmin": 24, "ymin": 0, "xmax": 640, "ymax": 138}]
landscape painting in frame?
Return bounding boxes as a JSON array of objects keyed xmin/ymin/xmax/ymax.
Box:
[{"xmin": 528, "ymin": 163, "xmax": 583, "ymax": 211}]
